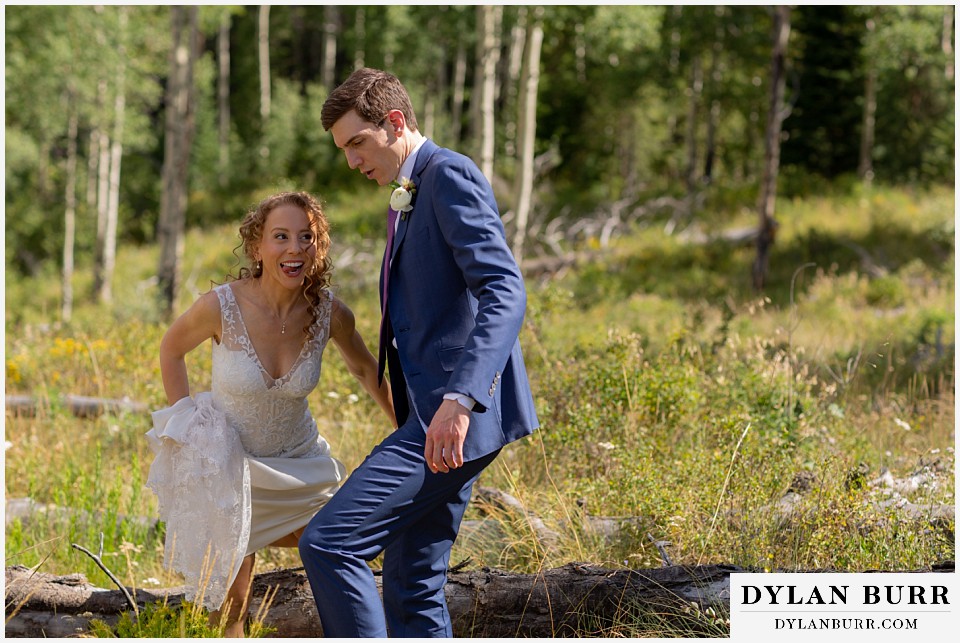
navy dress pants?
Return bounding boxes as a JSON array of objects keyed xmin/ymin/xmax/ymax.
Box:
[{"xmin": 298, "ymin": 419, "xmax": 499, "ymax": 637}]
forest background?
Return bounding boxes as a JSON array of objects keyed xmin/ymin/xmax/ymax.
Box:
[{"xmin": 4, "ymin": 5, "xmax": 956, "ymax": 637}]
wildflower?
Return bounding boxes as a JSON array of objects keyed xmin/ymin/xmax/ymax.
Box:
[
  {"xmin": 893, "ymin": 417, "xmax": 912, "ymax": 431},
  {"xmin": 597, "ymin": 441, "xmax": 616, "ymax": 451},
  {"xmin": 142, "ymin": 577, "xmax": 161, "ymax": 586},
  {"xmin": 347, "ymin": 394, "xmax": 359, "ymax": 404},
  {"xmin": 327, "ymin": 391, "xmax": 340, "ymax": 399}
]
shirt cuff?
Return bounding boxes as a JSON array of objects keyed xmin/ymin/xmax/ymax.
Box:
[{"xmin": 443, "ymin": 392, "xmax": 476, "ymax": 411}]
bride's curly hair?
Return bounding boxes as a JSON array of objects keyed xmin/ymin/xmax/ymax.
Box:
[{"xmin": 234, "ymin": 191, "xmax": 333, "ymax": 339}]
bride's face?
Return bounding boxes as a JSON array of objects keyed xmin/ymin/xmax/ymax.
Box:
[{"xmin": 256, "ymin": 204, "xmax": 318, "ymax": 288}]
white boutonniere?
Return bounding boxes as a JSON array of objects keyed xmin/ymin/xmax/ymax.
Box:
[{"xmin": 389, "ymin": 177, "xmax": 416, "ymax": 219}]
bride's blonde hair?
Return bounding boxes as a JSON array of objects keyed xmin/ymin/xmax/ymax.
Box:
[{"xmin": 235, "ymin": 191, "xmax": 333, "ymax": 339}]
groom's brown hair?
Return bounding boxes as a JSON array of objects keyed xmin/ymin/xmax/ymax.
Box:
[{"xmin": 321, "ymin": 67, "xmax": 419, "ymax": 133}]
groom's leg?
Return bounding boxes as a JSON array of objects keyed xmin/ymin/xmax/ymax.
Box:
[
  {"xmin": 381, "ymin": 450, "xmax": 497, "ymax": 637},
  {"xmin": 298, "ymin": 421, "xmax": 495, "ymax": 638}
]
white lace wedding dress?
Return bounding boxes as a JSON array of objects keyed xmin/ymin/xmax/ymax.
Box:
[{"xmin": 146, "ymin": 283, "xmax": 345, "ymax": 610}]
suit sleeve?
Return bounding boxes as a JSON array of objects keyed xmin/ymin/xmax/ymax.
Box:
[{"xmin": 429, "ymin": 157, "xmax": 526, "ymax": 413}]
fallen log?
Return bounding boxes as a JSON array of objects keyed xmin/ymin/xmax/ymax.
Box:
[
  {"xmin": 5, "ymin": 394, "xmax": 148, "ymax": 418},
  {"xmin": 5, "ymin": 562, "xmax": 741, "ymax": 638}
]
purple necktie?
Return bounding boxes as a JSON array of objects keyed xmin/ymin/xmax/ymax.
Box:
[{"xmin": 377, "ymin": 207, "xmax": 398, "ymax": 381}]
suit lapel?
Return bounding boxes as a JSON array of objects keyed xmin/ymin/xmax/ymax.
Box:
[{"xmin": 390, "ymin": 139, "xmax": 438, "ymax": 265}]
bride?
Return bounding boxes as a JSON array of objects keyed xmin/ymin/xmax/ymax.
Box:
[{"xmin": 147, "ymin": 191, "xmax": 395, "ymax": 636}]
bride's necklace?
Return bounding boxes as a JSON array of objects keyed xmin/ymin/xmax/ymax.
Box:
[{"xmin": 258, "ymin": 281, "xmax": 297, "ymax": 334}]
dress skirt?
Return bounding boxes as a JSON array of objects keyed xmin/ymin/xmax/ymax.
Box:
[{"xmin": 146, "ymin": 393, "xmax": 345, "ymax": 610}]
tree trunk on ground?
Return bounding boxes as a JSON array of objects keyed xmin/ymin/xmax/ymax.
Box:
[
  {"xmin": 475, "ymin": 5, "xmax": 502, "ymax": 182},
  {"xmin": 753, "ymin": 5, "xmax": 790, "ymax": 291},
  {"xmin": 4, "ymin": 563, "xmax": 742, "ymax": 638},
  {"xmin": 61, "ymin": 93, "xmax": 79, "ymax": 323},
  {"xmin": 5, "ymin": 394, "xmax": 148, "ymax": 419},
  {"xmin": 510, "ymin": 7, "xmax": 544, "ymax": 265},
  {"xmin": 157, "ymin": 6, "xmax": 200, "ymax": 319},
  {"xmin": 218, "ymin": 10, "xmax": 231, "ymax": 188}
]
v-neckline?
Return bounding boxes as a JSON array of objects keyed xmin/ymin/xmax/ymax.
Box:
[{"xmin": 227, "ymin": 282, "xmax": 310, "ymax": 384}]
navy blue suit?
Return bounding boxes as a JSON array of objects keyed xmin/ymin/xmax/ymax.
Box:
[{"xmin": 300, "ymin": 140, "xmax": 538, "ymax": 637}]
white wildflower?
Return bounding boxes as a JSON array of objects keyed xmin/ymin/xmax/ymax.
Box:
[{"xmin": 893, "ymin": 417, "xmax": 911, "ymax": 431}]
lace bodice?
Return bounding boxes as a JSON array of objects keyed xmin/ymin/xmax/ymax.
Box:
[{"xmin": 211, "ymin": 283, "xmax": 333, "ymax": 458}]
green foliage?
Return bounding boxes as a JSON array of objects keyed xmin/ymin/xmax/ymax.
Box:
[
  {"xmin": 87, "ymin": 599, "xmax": 275, "ymax": 638},
  {"xmin": 3, "ymin": 163, "xmax": 953, "ymax": 638},
  {"xmin": 5, "ymin": 5, "xmax": 953, "ymax": 273}
]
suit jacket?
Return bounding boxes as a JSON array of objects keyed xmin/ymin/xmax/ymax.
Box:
[{"xmin": 380, "ymin": 139, "xmax": 539, "ymax": 461}]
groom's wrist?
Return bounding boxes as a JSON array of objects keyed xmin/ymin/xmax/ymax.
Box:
[{"xmin": 443, "ymin": 392, "xmax": 476, "ymax": 411}]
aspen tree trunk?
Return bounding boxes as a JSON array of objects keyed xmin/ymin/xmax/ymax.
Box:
[
  {"xmin": 574, "ymin": 21, "xmax": 587, "ymax": 84},
  {"xmin": 92, "ymin": 80, "xmax": 110, "ymax": 300},
  {"xmin": 218, "ymin": 11, "xmax": 231, "ymax": 187},
  {"xmin": 100, "ymin": 6, "xmax": 128, "ymax": 305},
  {"xmin": 157, "ymin": 6, "xmax": 200, "ymax": 318},
  {"xmin": 476, "ymin": 5, "xmax": 502, "ymax": 182},
  {"xmin": 353, "ymin": 7, "xmax": 365, "ymax": 70},
  {"xmin": 753, "ymin": 5, "xmax": 790, "ymax": 291},
  {"xmin": 511, "ymin": 8, "xmax": 543, "ymax": 265},
  {"xmin": 450, "ymin": 38, "xmax": 467, "ymax": 145},
  {"xmin": 703, "ymin": 13, "xmax": 724, "ymax": 184},
  {"xmin": 421, "ymin": 15, "xmax": 442, "ymax": 140},
  {"xmin": 321, "ymin": 5, "xmax": 338, "ymax": 91},
  {"xmin": 666, "ymin": 6, "xmax": 682, "ymax": 153},
  {"xmin": 684, "ymin": 53, "xmax": 703, "ymax": 200},
  {"xmin": 62, "ymin": 95, "xmax": 79, "ymax": 323},
  {"xmin": 944, "ymin": 5, "xmax": 954, "ymax": 81},
  {"xmin": 504, "ymin": 7, "xmax": 527, "ymax": 158},
  {"xmin": 258, "ymin": 5, "xmax": 271, "ymax": 160},
  {"xmin": 86, "ymin": 130, "xmax": 100, "ymax": 213},
  {"xmin": 858, "ymin": 18, "xmax": 877, "ymax": 184}
]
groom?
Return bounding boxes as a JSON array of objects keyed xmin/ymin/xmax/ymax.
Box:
[{"xmin": 299, "ymin": 68, "xmax": 539, "ymax": 637}]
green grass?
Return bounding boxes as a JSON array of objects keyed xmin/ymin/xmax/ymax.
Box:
[{"xmin": 4, "ymin": 183, "xmax": 954, "ymax": 637}]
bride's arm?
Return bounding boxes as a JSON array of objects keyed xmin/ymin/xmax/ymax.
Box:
[
  {"xmin": 329, "ymin": 297, "xmax": 397, "ymax": 428},
  {"xmin": 159, "ymin": 290, "xmax": 222, "ymax": 406}
]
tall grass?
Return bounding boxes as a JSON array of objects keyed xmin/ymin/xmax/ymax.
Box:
[{"xmin": 5, "ymin": 184, "xmax": 954, "ymax": 636}]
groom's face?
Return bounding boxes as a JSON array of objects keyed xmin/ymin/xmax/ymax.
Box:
[{"xmin": 330, "ymin": 109, "xmax": 403, "ymax": 187}]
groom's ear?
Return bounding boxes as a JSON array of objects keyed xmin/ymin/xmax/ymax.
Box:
[{"xmin": 385, "ymin": 110, "xmax": 406, "ymax": 137}]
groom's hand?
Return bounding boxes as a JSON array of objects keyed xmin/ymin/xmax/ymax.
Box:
[{"xmin": 425, "ymin": 399, "xmax": 470, "ymax": 473}]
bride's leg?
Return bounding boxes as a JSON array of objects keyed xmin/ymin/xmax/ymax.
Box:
[
  {"xmin": 210, "ymin": 553, "xmax": 255, "ymax": 637},
  {"xmin": 268, "ymin": 526, "xmax": 306, "ymax": 548}
]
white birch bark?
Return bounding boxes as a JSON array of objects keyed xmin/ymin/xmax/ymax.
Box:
[
  {"xmin": 322, "ymin": 5, "xmax": 338, "ymax": 90},
  {"xmin": 511, "ymin": 8, "xmax": 544, "ymax": 265},
  {"xmin": 218, "ymin": 11, "xmax": 231, "ymax": 187},
  {"xmin": 62, "ymin": 95, "xmax": 79, "ymax": 323},
  {"xmin": 476, "ymin": 5, "xmax": 502, "ymax": 182},
  {"xmin": 753, "ymin": 5, "xmax": 791, "ymax": 290},
  {"xmin": 157, "ymin": 6, "xmax": 199, "ymax": 317},
  {"xmin": 100, "ymin": 6, "xmax": 128, "ymax": 305}
]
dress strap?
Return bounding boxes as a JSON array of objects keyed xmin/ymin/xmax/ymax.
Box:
[{"xmin": 214, "ymin": 283, "xmax": 247, "ymax": 352}]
